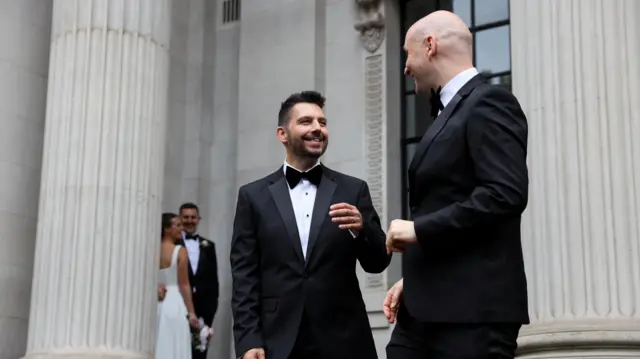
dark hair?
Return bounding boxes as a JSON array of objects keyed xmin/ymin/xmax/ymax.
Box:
[
  {"xmin": 161, "ymin": 212, "xmax": 177, "ymax": 239},
  {"xmin": 179, "ymin": 202, "xmax": 199, "ymax": 215},
  {"xmin": 278, "ymin": 90, "xmax": 326, "ymax": 127}
]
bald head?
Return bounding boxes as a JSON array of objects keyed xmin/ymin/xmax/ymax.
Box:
[
  {"xmin": 403, "ymin": 10, "xmax": 474, "ymax": 92},
  {"xmin": 406, "ymin": 10, "xmax": 472, "ymax": 60}
]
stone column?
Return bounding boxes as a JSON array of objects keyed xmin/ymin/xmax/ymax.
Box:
[
  {"xmin": 0, "ymin": 1, "xmax": 52, "ymax": 358},
  {"xmin": 511, "ymin": 0, "xmax": 640, "ymax": 357},
  {"xmin": 23, "ymin": 1, "xmax": 171, "ymax": 358}
]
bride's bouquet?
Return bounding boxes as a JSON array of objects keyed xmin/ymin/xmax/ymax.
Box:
[{"xmin": 187, "ymin": 317, "xmax": 214, "ymax": 352}]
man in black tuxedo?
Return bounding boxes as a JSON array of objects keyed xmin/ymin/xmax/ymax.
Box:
[
  {"xmin": 384, "ymin": 11, "xmax": 530, "ymax": 359},
  {"xmin": 230, "ymin": 91, "xmax": 389, "ymax": 359},
  {"xmin": 179, "ymin": 202, "xmax": 219, "ymax": 359}
]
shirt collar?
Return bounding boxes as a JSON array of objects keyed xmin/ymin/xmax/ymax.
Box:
[
  {"xmin": 182, "ymin": 231, "xmax": 199, "ymax": 240},
  {"xmin": 439, "ymin": 67, "xmax": 479, "ymax": 108},
  {"xmin": 283, "ymin": 159, "xmax": 321, "ymax": 175}
]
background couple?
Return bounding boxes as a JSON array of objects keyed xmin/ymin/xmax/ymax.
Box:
[{"xmin": 156, "ymin": 203, "xmax": 220, "ymax": 359}]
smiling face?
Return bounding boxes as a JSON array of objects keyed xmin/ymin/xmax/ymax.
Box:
[
  {"xmin": 169, "ymin": 217, "xmax": 183, "ymax": 240},
  {"xmin": 180, "ymin": 208, "xmax": 199, "ymax": 235},
  {"xmin": 277, "ymin": 102, "xmax": 329, "ymax": 160},
  {"xmin": 403, "ymin": 30, "xmax": 436, "ymax": 94}
]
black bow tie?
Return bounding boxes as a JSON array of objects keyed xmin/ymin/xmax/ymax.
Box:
[
  {"xmin": 430, "ymin": 87, "xmax": 444, "ymax": 119},
  {"xmin": 285, "ymin": 165, "xmax": 322, "ymax": 188},
  {"xmin": 185, "ymin": 234, "xmax": 199, "ymax": 240}
]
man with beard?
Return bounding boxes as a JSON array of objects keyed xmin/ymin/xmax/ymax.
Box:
[
  {"xmin": 384, "ymin": 11, "xmax": 529, "ymax": 359},
  {"xmin": 179, "ymin": 203, "xmax": 219, "ymax": 359},
  {"xmin": 230, "ymin": 90, "xmax": 389, "ymax": 359}
]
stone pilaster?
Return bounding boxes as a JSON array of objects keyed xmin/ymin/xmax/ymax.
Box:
[
  {"xmin": 511, "ymin": 1, "xmax": 640, "ymax": 357},
  {"xmin": 0, "ymin": 1, "xmax": 52, "ymax": 358},
  {"xmin": 23, "ymin": 1, "xmax": 171, "ymax": 358}
]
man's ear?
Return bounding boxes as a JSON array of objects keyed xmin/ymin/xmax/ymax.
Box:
[
  {"xmin": 424, "ymin": 35, "xmax": 436, "ymax": 57},
  {"xmin": 276, "ymin": 126, "xmax": 288, "ymax": 144}
]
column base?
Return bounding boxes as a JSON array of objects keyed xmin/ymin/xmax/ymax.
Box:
[
  {"xmin": 517, "ymin": 320, "xmax": 640, "ymax": 358},
  {"xmin": 22, "ymin": 349, "xmax": 152, "ymax": 359}
]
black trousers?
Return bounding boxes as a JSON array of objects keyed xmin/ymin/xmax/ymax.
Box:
[
  {"xmin": 386, "ymin": 306, "xmax": 521, "ymax": 359},
  {"xmin": 288, "ymin": 310, "xmax": 323, "ymax": 359},
  {"xmin": 192, "ymin": 348, "xmax": 207, "ymax": 359}
]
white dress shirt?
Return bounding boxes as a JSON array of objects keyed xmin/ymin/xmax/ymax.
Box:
[
  {"xmin": 182, "ymin": 232, "xmax": 200, "ymax": 274},
  {"xmin": 283, "ymin": 160, "xmax": 357, "ymax": 259},
  {"xmin": 284, "ymin": 160, "xmax": 320, "ymax": 259},
  {"xmin": 439, "ymin": 67, "xmax": 479, "ymax": 115}
]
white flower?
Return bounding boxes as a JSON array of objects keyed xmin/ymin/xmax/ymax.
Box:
[{"xmin": 200, "ymin": 240, "xmax": 210, "ymax": 248}]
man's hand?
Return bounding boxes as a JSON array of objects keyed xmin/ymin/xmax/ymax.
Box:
[
  {"xmin": 329, "ymin": 203, "xmax": 363, "ymax": 231},
  {"xmin": 157, "ymin": 284, "xmax": 167, "ymax": 301},
  {"xmin": 243, "ymin": 348, "xmax": 265, "ymax": 359},
  {"xmin": 386, "ymin": 219, "xmax": 417, "ymax": 252},
  {"xmin": 383, "ymin": 279, "xmax": 404, "ymax": 324}
]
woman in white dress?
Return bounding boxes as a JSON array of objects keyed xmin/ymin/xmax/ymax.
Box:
[{"xmin": 156, "ymin": 213, "xmax": 199, "ymax": 359}]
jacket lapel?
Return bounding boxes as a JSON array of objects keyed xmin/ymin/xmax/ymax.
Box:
[
  {"xmin": 268, "ymin": 170, "xmax": 305, "ymax": 263},
  {"xmin": 305, "ymin": 170, "xmax": 337, "ymax": 266},
  {"xmin": 177, "ymin": 238, "xmax": 196, "ymax": 280},
  {"xmin": 408, "ymin": 74, "xmax": 484, "ymax": 176}
]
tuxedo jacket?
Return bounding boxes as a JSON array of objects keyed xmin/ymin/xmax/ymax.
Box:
[
  {"xmin": 178, "ymin": 235, "xmax": 219, "ymax": 327},
  {"xmin": 404, "ymin": 74, "xmax": 530, "ymax": 324},
  {"xmin": 230, "ymin": 165, "xmax": 389, "ymax": 359}
]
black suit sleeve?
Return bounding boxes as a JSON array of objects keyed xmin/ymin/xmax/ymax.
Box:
[
  {"xmin": 230, "ymin": 187, "xmax": 264, "ymax": 355},
  {"xmin": 414, "ymin": 87, "xmax": 529, "ymax": 242},
  {"xmin": 355, "ymin": 181, "xmax": 391, "ymax": 273}
]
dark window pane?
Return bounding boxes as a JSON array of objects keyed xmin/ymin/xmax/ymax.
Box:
[
  {"xmin": 405, "ymin": 93, "xmax": 416, "ymax": 137},
  {"xmin": 475, "ymin": 25, "xmax": 510, "ymax": 75},
  {"xmin": 405, "ymin": 75, "xmax": 415, "ymax": 92},
  {"xmin": 405, "ymin": 143, "xmax": 418, "ymax": 177},
  {"xmin": 474, "ymin": 0, "xmax": 509, "ymax": 26},
  {"xmin": 404, "ymin": 142, "xmax": 419, "ymax": 219},
  {"xmin": 489, "ymin": 73, "xmax": 511, "ymax": 91},
  {"xmin": 403, "ymin": 0, "xmax": 439, "ymax": 34},
  {"xmin": 404, "ymin": 94, "xmax": 431, "ymax": 138},
  {"xmin": 452, "ymin": 0, "xmax": 472, "ymax": 27}
]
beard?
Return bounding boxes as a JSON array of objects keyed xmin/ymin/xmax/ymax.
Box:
[{"xmin": 288, "ymin": 131, "xmax": 328, "ymax": 159}]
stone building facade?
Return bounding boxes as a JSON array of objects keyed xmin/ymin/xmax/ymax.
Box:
[{"xmin": 0, "ymin": 0, "xmax": 638, "ymax": 359}]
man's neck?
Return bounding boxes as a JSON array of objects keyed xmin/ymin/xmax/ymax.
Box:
[
  {"xmin": 285, "ymin": 155, "xmax": 319, "ymax": 172},
  {"xmin": 435, "ymin": 64, "xmax": 474, "ymax": 89}
]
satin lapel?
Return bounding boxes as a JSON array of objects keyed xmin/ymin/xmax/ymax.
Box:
[
  {"xmin": 268, "ymin": 176, "xmax": 305, "ymax": 263},
  {"xmin": 305, "ymin": 173, "xmax": 337, "ymax": 266},
  {"xmin": 408, "ymin": 92, "xmax": 463, "ymax": 175},
  {"xmin": 408, "ymin": 74, "xmax": 485, "ymax": 175},
  {"xmin": 177, "ymin": 239, "xmax": 196, "ymax": 279}
]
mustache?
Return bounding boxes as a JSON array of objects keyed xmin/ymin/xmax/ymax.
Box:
[{"xmin": 302, "ymin": 134, "xmax": 325, "ymax": 140}]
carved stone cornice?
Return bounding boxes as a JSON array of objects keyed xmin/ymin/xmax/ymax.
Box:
[{"xmin": 354, "ymin": 0, "xmax": 385, "ymax": 53}]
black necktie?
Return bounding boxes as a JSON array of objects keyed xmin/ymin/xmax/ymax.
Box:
[
  {"xmin": 430, "ymin": 86, "xmax": 443, "ymax": 119},
  {"xmin": 185, "ymin": 234, "xmax": 199, "ymax": 240},
  {"xmin": 285, "ymin": 165, "xmax": 322, "ymax": 189}
]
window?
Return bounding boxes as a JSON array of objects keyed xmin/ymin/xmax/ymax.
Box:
[
  {"xmin": 399, "ymin": 0, "xmax": 511, "ymax": 218},
  {"xmin": 222, "ymin": 0, "xmax": 241, "ymax": 24}
]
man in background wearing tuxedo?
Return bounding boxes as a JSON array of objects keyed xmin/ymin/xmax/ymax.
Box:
[
  {"xmin": 180, "ymin": 202, "xmax": 219, "ymax": 359},
  {"xmin": 230, "ymin": 91, "xmax": 389, "ymax": 359},
  {"xmin": 384, "ymin": 10, "xmax": 530, "ymax": 359}
]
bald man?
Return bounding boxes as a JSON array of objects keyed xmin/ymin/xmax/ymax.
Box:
[{"xmin": 384, "ymin": 11, "xmax": 529, "ymax": 359}]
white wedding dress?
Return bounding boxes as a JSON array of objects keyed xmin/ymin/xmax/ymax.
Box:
[{"xmin": 156, "ymin": 245, "xmax": 191, "ymax": 359}]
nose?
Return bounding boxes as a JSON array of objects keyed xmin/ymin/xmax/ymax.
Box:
[
  {"xmin": 404, "ymin": 67, "xmax": 409, "ymax": 76},
  {"xmin": 311, "ymin": 119, "xmax": 322, "ymax": 131}
]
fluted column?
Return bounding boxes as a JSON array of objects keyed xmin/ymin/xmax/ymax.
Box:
[
  {"xmin": 511, "ymin": 0, "xmax": 640, "ymax": 357},
  {"xmin": 23, "ymin": 1, "xmax": 171, "ymax": 359}
]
